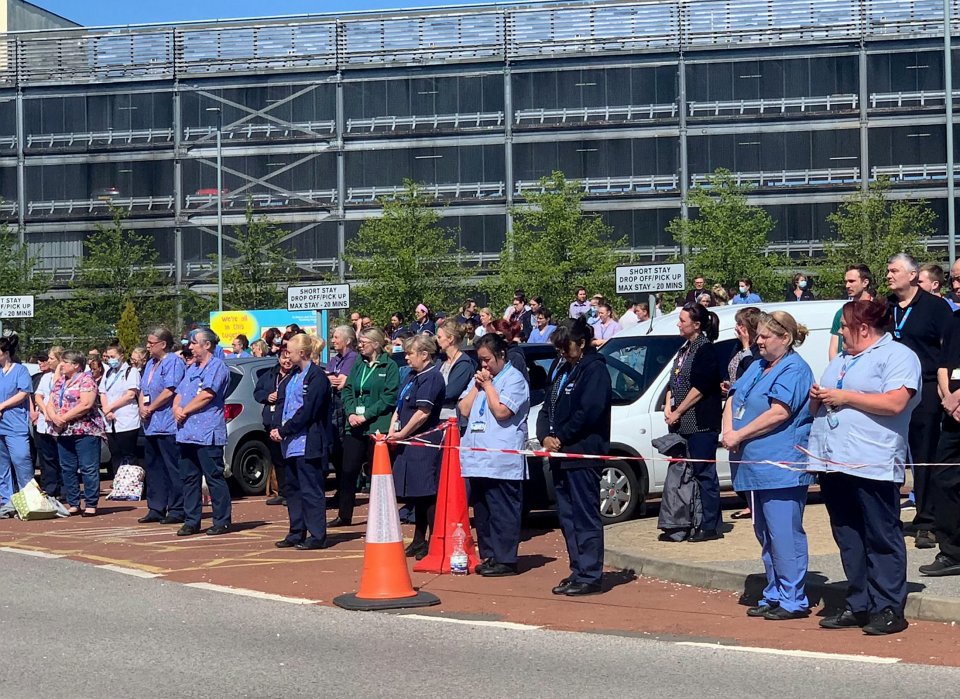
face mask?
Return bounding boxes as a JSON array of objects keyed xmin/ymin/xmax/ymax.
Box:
[
  {"xmin": 588, "ymin": 307, "xmax": 598, "ymax": 318},
  {"xmin": 273, "ymin": 338, "xmax": 282, "ymax": 346},
  {"xmin": 106, "ymin": 358, "xmax": 120, "ymax": 370},
  {"xmin": 798, "ymin": 280, "xmax": 807, "ymax": 289},
  {"xmin": 738, "ymin": 286, "xmax": 748, "ymax": 295}
]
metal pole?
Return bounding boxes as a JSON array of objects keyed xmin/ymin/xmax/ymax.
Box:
[
  {"xmin": 216, "ymin": 115, "xmax": 224, "ymax": 312},
  {"xmin": 946, "ymin": 0, "xmax": 956, "ymax": 261}
]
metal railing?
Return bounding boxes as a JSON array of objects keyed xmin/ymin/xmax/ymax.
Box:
[
  {"xmin": 345, "ymin": 111, "xmax": 505, "ymax": 133},
  {"xmin": 869, "ymin": 90, "xmax": 960, "ymax": 109},
  {"xmin": 516, "ymin": 173, "xmax": 680, "ymax": 194},
  {"xmin": 872, "ymin": 163, "xmax": 959, "ymax": 181},
  {"xmin": 515, "ymin": 103, "xmax": 678, "ymax": 124},
  {"xmin": 690, "ymin": 167, "xmax": 861, "ymax": 187},
  {"xmin": 181, "ymin": 120, "xmax": 336, "ymax": 141},
  {"xmin": 346, "ymin": 181, "xmax": 506, "ymax": 203},
  {"xmin": 1, "ymin": 1, "xmax": 956, "ymax": 85},
  {"xmin": 25, "ymin": 127, "xmax": 175, "ymax": 149},
  {"xmin": 26, "ymin": 195, "xmax": 176, "ymax": 216},
  {"xmin": 688, "ymin": 94, "xmax": 858, "ymax": 116},
  {"xmin": 184, "ymin": 189, "xmax": 337, "ymax": 208}
]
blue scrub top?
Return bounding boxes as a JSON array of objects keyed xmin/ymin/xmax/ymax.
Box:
[
  {"xmin": 175, "ymin": 357, "xmax": 230, "ymax": 446},
  {"xmin": 729, "ymin": 351, "xmax": 815, "ymax": 491},
  {"xmin": 0, "ymin": 363, "xmax": 32, "ymax": 436},
  {"xmin": 459, "ymin": 364, "xmax": 530, "ymax": 480},
  {"xmin": 281, "ymin": 364, "xmax": 310, "ymax": 458},
  {"xmin": 141, "ymin": 353, "xmax": 186, "ymax": 436}
]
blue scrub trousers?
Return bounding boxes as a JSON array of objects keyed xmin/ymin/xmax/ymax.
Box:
[
  {"xmin": 179, "ymin": 443, "xmax": 231, "ymax": 529},
  {"xmin": 469, "ymin": 477, "xmax": 523, "ymax": 565},
  {"xmin": 820, "ymin": 472, "xmax": 907, "ymax": 615},
  {"xmin": 752, "ymin": 485, "xmax": 810, "ymax": 612},
  {"xmin": 283, "ymin": 455, "xmax": 328, "ymax": 546},
  {"xmin": 0, "ymin": 433, "xmax": 34, "ymax": 503},
  {"xmin": 144, "ymin": 434, "xmax": 184, "ymax": 519},
  {"xmin": 686, "ymin": 431, "xmax": 721, "ymax": 533},
  {"xmin": 552, "ymin": 463, "xmax": 603, "ymax": 585},
  {"xmin": 58, "ymin": 435, "xmax": 101, "ymax": 510}
]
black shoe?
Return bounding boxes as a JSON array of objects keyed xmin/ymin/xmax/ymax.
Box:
[
  {"xmin": 819, "ymin": 609, "xmax": 870, "ymax": 629},
  {"xmin": 552, "ymin": 578, "xmax": 574, "ymax": 595},
  {"xmin": 688, "ymin": 529, "xmax": 724, "ymax": 543},
  {"xmin": 863, "ymin": 608, "xmax": 908, "ymax": 636},
  {"xmin": 919, "ymin": 553, "xmax": 960, "ymax": 577},
  {"xmin": 205, "ymin": 524, "xmax": 231, "ymax": 536},
  {"xmin": 902, "ymin": 521, "xmax": 919, "ymax": 535},
  {"xmin": 265, "ymin": 496, "xmax": 285, "ymax": 506},
  {"xmin": 478, "ymin": 561, "xmax": 518, "ymax": 577},
  {"xmin": 747, "ymin": 602, "xmax": 779, "ymax": 618},
  {"xmin": 295, "ymin": 539, "xmax": 327, "ymax": 551},
  {"xmin": 275, "ymin": 539, "xmax": 300, "ymax": 549},
  {"xmin": 763, "ymin": 606, "xmax": 810, "ymax": 621},
  {"xmin": 137, "ymin": 513, "xmax": 163, "ymax": 524},
  {"xmin": 564, "ymin": 582, "xmax": 603, "ymax": 596},
  {"xmin": 161, "ymin": 516, "xmax": 184, "ymax": 525},
  {"xmin": 405, "ymin": 540, "xmax": 428, "ymax": 558},
  {"xmin": 176, "ymin": 524, "xmax": 200, "ymax": 537},
  {"xmin": 915, "ymin": 530, "xmax": 936, "ymax": 549},
  {"xmin": 328, "ymin": 516, "xmax": 352, "ymax": 527}
]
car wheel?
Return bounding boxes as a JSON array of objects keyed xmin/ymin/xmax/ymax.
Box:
[
  {"xmin": 232, "ymin": 439, "xmax": 271, "ymax": 495},
  {"xmin": 599, "ymin": 461, "xmax": 641, "ymax": 525}
]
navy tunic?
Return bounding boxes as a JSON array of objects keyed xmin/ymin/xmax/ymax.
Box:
[{"xmin": 392, "ymin": 362, "xmax": 446, "ymax": 498}]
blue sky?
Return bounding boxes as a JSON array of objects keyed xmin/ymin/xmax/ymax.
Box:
[{"xmin": 38, "ymin": 1, "xmax": 490, "ymax": 27}]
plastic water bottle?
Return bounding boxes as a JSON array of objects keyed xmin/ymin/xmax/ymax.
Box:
[{"xmin": 450, "ymin": 523, "xmax": 469, "ymax": 575}]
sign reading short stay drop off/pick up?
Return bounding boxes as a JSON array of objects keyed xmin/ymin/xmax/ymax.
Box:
[
  {"xmin": 0, "ymin": 295, "xmax": 35, "ymax": 319},
  {"xmin": 615, "ymin": 264, "xmax": 686, "ymax": 295},
  {"xmin": 287, "ymin": 284, "xmax": 351, "ymax": 311}
]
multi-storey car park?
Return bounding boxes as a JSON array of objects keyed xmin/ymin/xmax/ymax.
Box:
[{"xmin": 0, "ymin": 0, "xmax": 958, "ymax": 295}]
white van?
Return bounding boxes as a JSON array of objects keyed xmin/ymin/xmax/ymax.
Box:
[{"xmin": 525, "ymin": 300, "xmax": 844, "ymax": 524}]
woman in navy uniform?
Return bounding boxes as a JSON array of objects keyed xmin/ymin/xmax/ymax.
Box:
[
  {"xmin": 272, "ymin": 334, "xmax": 332, "ymax": 550},
  {"xmin": 387, "ymin": 334, "xmax": 446, "ymax": 559},
  {"xmin": 537, "ymin": 317, "xmax": 612, "ymax": 596}
]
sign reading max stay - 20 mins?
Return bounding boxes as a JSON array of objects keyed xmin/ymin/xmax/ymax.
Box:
[
  {"xmin": 616, "ymin": 263, "xmax": 686, "ymax": 295},
  {"xmin": 287, "ymin": 284, "xmax": 351, "ymax": 311}
]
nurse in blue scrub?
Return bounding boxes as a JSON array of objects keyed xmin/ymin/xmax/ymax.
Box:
[
  {"xmin": 458, "ymin": 333, "xmax": 530, "ymax": 577},
  {"xmin": 721, "ymin": 310, "xmax": 815, "ymax": 621},
  {"xmin": 0, "ymin": 334, "xmax": 35, "ymax": 504}
]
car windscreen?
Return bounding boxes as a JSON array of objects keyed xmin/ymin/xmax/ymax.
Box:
[
  {"xmin": 226, "ymin": 370, "xmax": 243, "ymax": 399},
  {"xmin": 600, "ymin": 334, "xmax": 685, "ymax": 406}
]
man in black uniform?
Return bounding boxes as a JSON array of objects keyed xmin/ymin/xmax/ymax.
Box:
[
  {"xmin": 886, "ymin": 253, "xmax": 954, "ymax": 549},
  {"xmin": 920, "ymin": 309, "xmax": 960, "ymax": 576}
]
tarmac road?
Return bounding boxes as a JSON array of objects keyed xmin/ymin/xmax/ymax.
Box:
[{"xmin": 2, "ymin": 551, "xmax": 960, "ymax": 699}]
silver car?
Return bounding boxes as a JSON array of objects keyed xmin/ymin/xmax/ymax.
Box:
[{"xmin": 222, "ymin": 356, "xmax": 279, "ymax": 495}]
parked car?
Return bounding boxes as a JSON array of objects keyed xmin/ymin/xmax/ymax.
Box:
[
  {"xmin": 523, "ymin": 300, "xmax": 843, "ymax": 525},
  {"xmin": 220, "ymin": 356, "xmax": 278, "ymax": 494}
]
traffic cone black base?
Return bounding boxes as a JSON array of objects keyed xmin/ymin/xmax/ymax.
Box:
[{"xmin": 333, "ymin": 590, "xmax": 440, "ymax": 611}]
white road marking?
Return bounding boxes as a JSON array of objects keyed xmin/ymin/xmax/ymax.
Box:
[
  {"xmin": 97, "ymin": 564, "xmax": 161, "ymax": 579},
  {"xmin": 400, "ymin": 614, "xmax": 541, "ymax": 631},
  {"xmin": 0, "ymin": 547, "xmax": 63, "ymax": 559},
  {"xmin": 675, "ymin": 642, "xmax": 900, "ymax": 665},
  {"xmin": 185, "ymin": 582, "xmax": 321, "ymax": 605}
]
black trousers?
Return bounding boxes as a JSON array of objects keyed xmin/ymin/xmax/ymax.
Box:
[
  {"xmin": 820, "ymin": 472, "xmax": 907, "ymax": 615},
  {"xmin": 107, "ymin": 428, "xmax": 139, "ymax": 474},
  {"xmin": 469, "ymin": 477, "xmax": 523, "ymax": 565},
  {"xmin": 932, "ymin": 424, "xmax": 960, "ymax": 562},
  {"xmin": 36, "ymin": 433, "xmax": 61, "ymax": 497},
  {"xmin": 552, "ymin": 463, "xmax": 603, "ymax": 585},
  {"xmin": 337, "ymin": 432, "xmax": 371, "ymax": 522},
  {"xmin": 909, "ymin": 382, "xmax": 942, "ymax": 531}
]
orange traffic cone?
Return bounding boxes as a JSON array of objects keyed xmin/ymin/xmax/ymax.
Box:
[
  {"xmin": 414, "ymin": 418, "xmax": 482, "ymax": 574},
  {"xmin": 334, "ymin": 437, "xmax": 440, "ymax": 611}
]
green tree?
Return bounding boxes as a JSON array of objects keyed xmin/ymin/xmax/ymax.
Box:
[
  {"xmin": 221, "ymin": 206, "xmax": 298, "ymax": 311},
  {"xmin": 116, "ymin": 299, "xmax": 140, "ymax": 353},
  {"xmin": 817, "ymin": 178, "xmax": 934, "ymax": 297},
  {"xmin": 345, "ymin": 180, "xmax": 466, "ymax": 323},
  {"xmin": 0, "ymin": 220, "xmax": 52, "ymax": 354},
  {"xmin": 494, "ymin": 171, "xmax": 625, "ymax": 314},
  {"xmin": 62, "ymin": 208, "xmax": 170, "ymax": 345},
  {"xmin": 667, "ymin": 169, "xmax": 783, "ymax": 300}
]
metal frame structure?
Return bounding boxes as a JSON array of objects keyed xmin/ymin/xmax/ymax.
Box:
[{"xmin": 0, "ymin": 0, "xmax": 956, "ymax": 288}]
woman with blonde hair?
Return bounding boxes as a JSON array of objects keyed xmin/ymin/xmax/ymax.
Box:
[
  {"xmin": 34, "ymin": 346, "xmax": 64, "ymax": 497},
  {"xmin": 271, "ymin": 333, "xmax": 333, "ymax": 550},
  {"xmin": 388, "ymin": 334, "xmax": 446, "ymax": 558},
  {"xmin": 474, "ymin": 308, "xmax": 495, "ymax": 338}
]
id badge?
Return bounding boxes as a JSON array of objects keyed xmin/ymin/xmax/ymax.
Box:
[
  {"xmin": 470, "ymin": 421, "xmax": 486, "ymax": 433},
  {"xmin": 355, "ymin": 406, "xmax": 366, "ymax": 416},
  {"xmin": 734, "ymin": 405, "xmax": 745, "ymax": 420},
  {"xmin": 143, "ymin": 394, "xmax": 151, "ymax": 405},
  {"xmin": 393, "ymin": 420, "xmax": 401, "ymax": 432},
  {"xmin": 952, "ymin": 368, "xmax": 960, "ymax": 381},
  {"xmin": 270, "ymin": 405, "xmax": 276, "ymax": 413}
]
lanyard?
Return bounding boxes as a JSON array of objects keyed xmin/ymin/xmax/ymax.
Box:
[
  {"xmin": 103, "ymin": 366, "xmax": 124, "ymax": 394},
  {"xmin": 478, "ymin": 364, "xmax": 515, "ymax": 417},
  {"xmin": 58, "ymin": 375, "xmax": 80, "ymax": 408},
  {"xmin": 551, "ymin": 362, "xmax": 571, "ymax": 392},
  {"xmin": 674, "ymin": 342, "xmax": 693, "ymax": 376},
  {"xmin": 836, "ymin": 353, "xmax": 864, "ymax": 389},
  {"xmin": 893, "ymin": 305, "xmax": 912, "ymax": 339},
  {"xmin": 357, "ymin": 362, "xmax": 377, "ymax": 394},
  {"xmin": 736, "ymin": 354, "xmax": 786, "ymax": 408},
  {"xmin": 146, "ymin": 358, "xmax": 160, "ymax": 387},
  {"xmin": 397, "ymin": 379, "xmax": 415, "ymax": 407}
]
